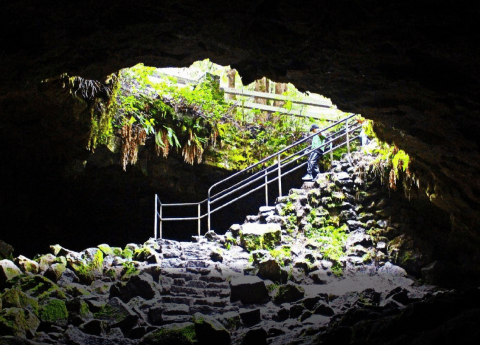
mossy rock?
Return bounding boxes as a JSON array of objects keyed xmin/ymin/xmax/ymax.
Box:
[
  {"xmin": 62, "ymin": 284, "xmax": 91, "ymax": 297},
  {"xmin": 112, "ymin": 247, "xmax": 123, "ymax": 256},
  {"xmin": 240, "ymin": 223, "xmax": 281, "ymax": 252},
  {"xmin": 0, "ymin": 307, "xmax": 40, "ymax": 338},
  {"xmin": 68, "ymin": 262, "xmax": 96, "ymax": 285},
  {"xmin": 0, "ymin": 260, "xmax": 22, "ymax": 288},
  {"xmin": 44, "ymin": 263, "xmax": 66, "ymax": 282},
  {"xmin": 122, "ymin": 248, "xmax": 133, "ymax": 260},
  {"xmin": 133, "ymin": 247, "xmax": 156, "ymax": 261},
  {"xmin": 192, "ymin": 312, "xmax": 230, "ymax": 345},
  {"xmin": 273, "ymin": 282, "xmax": 305, "ymax": 304},
  {"xmin": 307, "ymin": 190, "xmax": 322, "ymax": 207},
  {"xmin": 39, "ymin": 298, "xmax": 68, "ymax": 326},
  {"xmin": 66, "ymin": 298, "xmax": 92, "ymax": 325},
  {"xmin": 54, "ymin": 256, "xmax": 67, "ymax": 266},
  {"xmin": 97, "ymin": 244, "xmax": 114, "ymax": 256},
  {"xmin": 0, "ymin": 287, "xmax": 39, "ymax": 316},
  {"xmin": 13, "ymin": 256, "xmax": 39, "ymax": 274},
  {"xmin": 68, "ymin": 250, "xmax": 104, "ymax": 285},
  {"xmin": 34, "ymin": 254, "xmax": 56, "ymax": 272},
  {"xmin": 8, "ymin": 275, "xmax": 66, "ymax": 301},
  {"xmin": 139, "ymin": 322, "xmax": 197, "ymax": 345},
  {"xmin": 0, "ymin": 240, "xmax": 14, "ymax": 260},
  {"xmin": 388, "ymin": 235, "xmax": 433, "ymax": 274}
]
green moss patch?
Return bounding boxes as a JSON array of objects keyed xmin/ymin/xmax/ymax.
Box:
[
  {"xmin": 240, "ymin": 224, "xmax": 281, "ymax": 252},
  {"xmin": 142, "ymin": 322, "xmax": 197, "ymax": 345},
  {"xmin": 0, "ymin": 307, "xmax": 40, "ymax": 337},
  {"xmin": 11, "ymin": 275, "xmax": 66, "ymax": 301},
  {"xmin": 39, "ymin": 298, "xmax": 68, "ymax": 325}
]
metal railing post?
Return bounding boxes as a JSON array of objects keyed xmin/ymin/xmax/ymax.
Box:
[
  {"xmin": 264, "ymin": 168, "xmax": 268, "ymax": 206},
  {"xmin": 277, "ymin": 154, "xmax": 282, "ymax": 197},
  {"xmin": 346, "ymin": 119, "xmax": 351, "ymax": 156},
  {"xmin": 330, "ymin": 141, "xmax": 333, "ymax": 161},
  {"xmin": 154, "ymin": 195, "xmax": 158, "ymax": 239},
  {"xmin": 159, "ymin": 203, "xmax": 163, "ymax": 239},
  {"xmin": 208, "ymin": 194, "xmax": 211, "ymax": 232},
  {"xmin": 197, "ymin": 204, "xmax": 201, "ymax": 237}
]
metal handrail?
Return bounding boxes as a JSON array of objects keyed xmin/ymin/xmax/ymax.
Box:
[{"xmin": 154, "ymin": 114, "xmax": 363, "ymax": 239}]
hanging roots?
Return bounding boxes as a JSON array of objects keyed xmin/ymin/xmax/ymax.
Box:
[
  {"xmin": 182, "ymin": 129, "xmax": 204, "ymax": 165},
  {"xmin": 60, "ymin": 74, "xmax": 117, "ymax": 101},
  {"xmin": 121, "ymin": 125, "xmax": 146, "ymax": 170},
  {"xmin": 155, "ymin": 128, "xmax": 170, "ymax": 158}
]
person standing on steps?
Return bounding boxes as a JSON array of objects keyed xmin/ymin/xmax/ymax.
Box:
[{"xmin": 302, "ymin": 124, "xmax": 325, "ymax": 181}]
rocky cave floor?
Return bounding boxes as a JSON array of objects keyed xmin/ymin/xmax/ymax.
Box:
[{"xmin": 1, "ymin": 150, "xmax": 480, "ymax": 344}]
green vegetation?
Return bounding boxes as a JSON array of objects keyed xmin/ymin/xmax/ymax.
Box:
[
  {"xmin": 122, "ymin": 248, "xmax": 133, "ymax": 260},
  {"xmin": 121, "ymin": 261, "xmax": 139, "ymax": 280},
  {"xmin": 63, "ymin": 59, "xmax": 351, "ymax": 173},
  {"xmin": 146, "ymin": 323, "xmax": 197, "ymax": 345},
  {"xmin": 39, "ymin": 299, "xmax": 68, "ymax": 324},
  {"xmin": 69, "ymin": 251, "xmax": 104, "ymax": 285},
  {"xmin": 269, "ymin": 246, "xmax": 291, "ymax": 267},
  {"xmin": 304, "ymin": 214, "xmax": 348, "ymax": 275},
  {"xmin": 367, "ymin": 139, "xmax": 411, "ymax": 191}
]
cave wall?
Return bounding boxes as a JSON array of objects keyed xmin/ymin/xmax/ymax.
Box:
[{"xmin": 1, "ymin": 0, "xmax": 480, "ymax": 265}]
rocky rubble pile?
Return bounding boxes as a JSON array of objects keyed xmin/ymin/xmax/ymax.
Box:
[{"xmin": 0, "ymin": 152, "xmax": 476, "ymax": 344}]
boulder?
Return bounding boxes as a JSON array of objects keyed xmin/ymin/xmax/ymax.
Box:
[
  {"xmin": 65, "ymin": 325, "xmax": 136, "ymax": 345},
  {"xmin": 0, "ymin": 308, "xmax": 40, "ymax": 338},
  {"xmin": 79, "ymin": 319, "xmax": 109, "ymax": 336},
  {"xmin": 0, "ymin": 260, "xmax": 22, "ymax": 288},
  {"xmin": 0, "ymin": 241, "xmax": 14, "ymax": 260},
  {"xmin": 44, "ymin": 263, "xmax": 66, "ymax": 282},
  {"xmin": 94, "ymin": 297, "xmax": 139, "ymax": 331},
  {"xmin": 229, "ymin": 224, "xmax": 241, "ymax": 237},
  {"xmin": 257, "ymin": 259, "xmax": 287, "ymax": 283},
  {"xmin": 66, "ymin": 298, "xmax": 93, "ymax": 326},
  {"xmin": 56, "ymin": 268, "xmax": 80, "ymax": 287},
  {"xmin": 148, "ymin": 306, "xmax": 163, "ymax": 325},
  {"xmin": 240, "ymin": 223, "xmax": 281, "ymax": 252},
  {"xmin": 139, "ymin": 322, "xmax": 196, "ymax": 345},
  {"xmin": 0, "ymin": 287, "xmax": 39, "ymax": 316},
  {"xmin": 0, "ymin": 308, "xmax": 40, "ymax": 342},
  {"xmin": 230, "ymin": 276, "xmax": 269, "ymax": 304},
  {"xmin": 110, "ymin": 273, "xmax": 158, "ymax": 303},
  {"xmin": 39, "ymin": 298, "xmax": 69, "ymax": 327},
  {"xmin": 13, "ymin": 256, "xmax": 39, "ymax": 274},
  {"xmin": 97, "ymin": 244, "xmax": 115, "ymax": 256},
  {"xmin": 10, "ymin": 275, "xmax": 66, "ymax": 301},
  {"xmin": 239, "ymin": 308, "xmax": 261, "ymax": 327},
  {"xmin": 378, "ymin": 262, "xmax": 407, "ymax": 277},
  {"xmin": 192, "ymin": 312, "xmax": 230, "ymax": 345},
  {"xmin": 345, "ymin": 231, "xmax": 373, "ymax": 249},
  {"xmin": 210, "ymin": 249, "xmax": 223, "ymax": 262},
  {"xmin": 273, "ymin": 282, "xmax": 305, "ymax": 304},
  {"xmin": 241, "ymin": 327, "xmax": 267, "ymax": 345}
]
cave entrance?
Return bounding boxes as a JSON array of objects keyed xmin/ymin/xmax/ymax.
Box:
[{"xmin": 97, "ymin": 59, "xmax": 357, "ymax": 240}]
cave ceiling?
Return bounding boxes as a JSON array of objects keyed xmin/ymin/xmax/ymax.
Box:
[{"xmin": 1, "ymin": 0, "xmax": 480, "ymax": 240}]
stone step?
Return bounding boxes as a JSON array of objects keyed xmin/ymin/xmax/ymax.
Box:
[
  {"xmin": 162, "ymin": 303, "xmax": 190, "ymax": 315},
  {"xmin": 189, "ymin": 304, "xmax": 239, "ymax": 316},
  {"xmin": 170, "ymin": 285, "xmax": 204, "ymax": 297},
  {"xmin": 206, "ymin": 282, "xmax": 230, "ymax": 289},
  {"xmin": 193, "ymin": 297, "xmax": 230, "ymax": 308},
  {"xmin": 204, "ymin": 289, "xmax": 230, "ymax": 298},
  {"xmin": 161, "ymin": 296, "xmax": 193, "ymax": 306},
  {"xmin": 161, "ymin": 315, "xmax": 192, "ymax": 324},
  {"xmin": 199, "ymin": 275, "xmax": 227, "ymax": 283}
]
